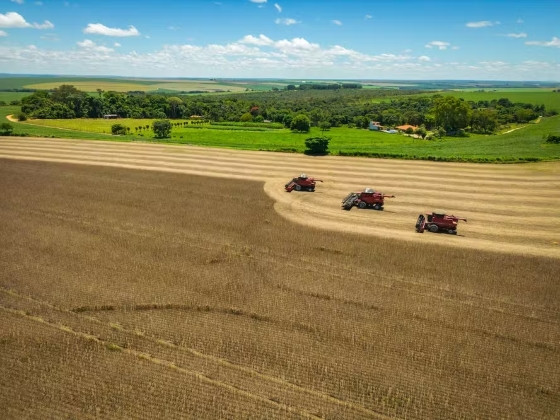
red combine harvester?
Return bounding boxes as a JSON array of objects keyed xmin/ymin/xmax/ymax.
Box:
[
  {"xmin": 285, "ymin": 174, "xmax": 323, "ymax": 192},
  {"xmin": 415, "ymin": 212, "xmax": 467, "ymax": 234},
  {"xmin": 341, "ymin": 188, "xmax": 395, "ymax": 210}
]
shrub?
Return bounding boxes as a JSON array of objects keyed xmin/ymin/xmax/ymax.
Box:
[
  {"xmin": 152, "ymin": 119, "xmax": 172, "ymax": 139},
  {"xmin": 0, "ymin": 122, "xmax": 14, "ymax": 135},
  {"xmin": 545, "ymin": 134, "xmax": 560, "ymax": 144},
  {"xmin": 291, "ymin": 114, "xmax": 311, "ymax": 133},
  {"xmin": 414, "ymin": 126, "xmax": 427, "ymax": 139},
  {"xmin": 240, "ymin": 112, "xmax": 253, "ymax": 122},
  {"xmin": 304, "ymin": 136, "xmax": 330, "ymax": 155},
  {"xmin": 17, "ymin": 112, "xmax": 27, "ymax": 121},
  {"xmin": 111, "ymin": 123, "xmax": 127, "ymax": 135},
  {"xmin": 456, "ymin": 128, "xmax": 467, "ymax": 137}
]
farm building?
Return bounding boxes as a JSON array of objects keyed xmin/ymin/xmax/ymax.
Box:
[
  {"xmin": 396, "ymin": 124, "xmax": 418, "ymax": 132},
  {"xmin": 369, "ymin": 121, "xmax": 383, "ymax": 131}
]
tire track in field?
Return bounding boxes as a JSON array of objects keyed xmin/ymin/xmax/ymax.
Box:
[
  {"xmin": 1, "ymin": 136, "xmax": 559, "ymax": 258},
  {"xmin": 0, "ymin": 287, "xmax": 388, "ymax": 420},
  {"xmin": 11, "ymin": 203, "xmax": 559, "ymax": 324}
]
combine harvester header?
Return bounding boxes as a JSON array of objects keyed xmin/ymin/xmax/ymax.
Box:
[
  {"xmin": 416, "ymin": 212, "xmax": 467, "ymax": 234},
  {"xmin": 285, "ymin": 174, "xmax": 323, "ymax": 192},
  {"xmin": 341, "ymin": 188, "xmax": 395, "ymax": 211}
]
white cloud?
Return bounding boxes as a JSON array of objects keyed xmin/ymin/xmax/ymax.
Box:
[
  {"xmin": 466, "ymin": 20, "xmax": 499, "ymax": 28},
  {"xmin": 40, "ymin": 33, "xmax": 59, "ymax": 41},
  {"xmin": 84, "ymin": 23, "xmax": 140, "ymax": 37},
  {"xmin": 239, "ymin": 34, "xmax": 273, "ymax": 46},
  {"xmin": 77, "ymin": 39, "xmax": 114, "ymax": 53},
  {"xmin": 33, "ymin": 20, "xmax": 53, "ymax": 29},
  {"xmin": 0, "ymin": 11, "xmax": 53, "ymax": 29},
  {"xmin": 525, "ymin": 37, "xmax": 560, "ymax": 48},
  {"xmin": 11, "ymin": 0, "xmax": 24, "ymax": 4},
  {"xmin": 0, "ymin": 11, "xmax": 31, "ymax": 28},
  {"xmin": 425, "ymin": 41, "xmax": 451, "ymax": 50},
  {"xmin": 332, "ymin": 20, "xmax": 342, "ymax": 26},
  {"xmin": 1, "ymin": 34, "xmax": 557, "ymax": 80},
  {"xmin": 275, "ymin": 18, "xmax": 298, "ymax": 26},
  {"xmin": 114, "ymin": 42, "xmax": 121, "ymax": 47},
  {"xmin": 249, "ymin": 0, "xmax": 267, "ymax": 3},
  {"xmin": 364, "ymin": 14, "xmax": 372, "ymax": 20},
  {"xmin": 506, "ymin": 32, "xmax": 527, "ymax": 38},
  {"xmin": 274, "ymin": 3, "xmax": 281, "ymax": 12},
  {"xmin": 275, "ymin": 37, "xmax": 319, "ymax": 53},
  {"xmin": 0, "ymin": 30, "xmax": 7, "ymax": 37}
]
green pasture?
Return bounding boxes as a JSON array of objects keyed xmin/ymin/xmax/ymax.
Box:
[
  {"xmin": 2, "ymin": 103, "xmax": 559, "ymax": 162},
  {"xmin": 437, "ymin": 89, "xmax": 560, "ymax": 112},
  {"xmin": 0, "ymin": 106, "xmax": 117, "ymax": 140},
  {"xmin": 0, "ymin": 92, "xmax": 30, "ymax": 103}
]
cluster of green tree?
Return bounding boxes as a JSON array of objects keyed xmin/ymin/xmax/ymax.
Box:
[
  {"xmin": 18, "ymin": 84, "xmax": 553, "ymax": 136},
  {"xmin": 112, "ymin": 119, "xmax": 172, "ymax": 138},
  {"xmin": 0, "ymin": 88, "xmax": 36, "ymax": 92},
  {"xmin": 20, "ymin": 85, "xmax": 190, "ymax": 120},
  {"xmin": 286, "ymin": 82, "xmax": 362, "ymax": 90}
]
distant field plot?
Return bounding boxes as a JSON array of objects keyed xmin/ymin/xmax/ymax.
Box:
[
  {"xmin": 442, "ymin": 89, "xmax": 560, "ymax": 112},
  {"xmin": 19, "ymin": 79, "xmax": 261, "ymax": 93},
  {"xmin": 0, "ymin": 92, "xmax": 30, "ymax": 103},
  {"xmin": 147, "ymin": 81, "xmax": 247, "ymax": 93},
  {"xmin": 24, "ymin": 80, "xmax": 165, "ymax": 93}
]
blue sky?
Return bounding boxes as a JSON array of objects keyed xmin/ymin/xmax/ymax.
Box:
[{"xmin": 0, "ymin": 0, "xmax": 558, "ymax": 80}]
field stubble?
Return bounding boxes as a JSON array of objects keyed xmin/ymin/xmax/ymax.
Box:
[{"xmin": 0, "ymin": 139, "xmax": 559, "ymax": 419}]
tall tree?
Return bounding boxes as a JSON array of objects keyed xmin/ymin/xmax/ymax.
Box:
[
  {"xmin": 290, "ymin": 114, "xmax": 311, "ymax": 133},
  {"xmin": 471, "ymin": 109, "xmax": 498, "ymax": 133},
  {"xmin": 152, "ymin": 119, "xmax": 172, "ymax": 139},
  {"xmin": 433, "ymin": 96, "xmax": 471, "ymax": 133},
  {"xmin": 167, "ymin": 96, "xmax": 183, "ymax": 119}
]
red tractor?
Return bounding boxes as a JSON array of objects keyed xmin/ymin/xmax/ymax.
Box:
[
  {"xmin": 285, "ymin": 174, "xmax": 323, "ymax": 192},
  {"xmin": 415, "ymin": 212, "xmax": 467, "ymax": 234},
  {"xmin": 341, "ymin": 188, "xmax": 395, "ymax": 210}
]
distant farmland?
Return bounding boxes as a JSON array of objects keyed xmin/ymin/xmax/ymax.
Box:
[{"xmin": 0, "ymin": 76, "xmax": 288, "ymax": 93}]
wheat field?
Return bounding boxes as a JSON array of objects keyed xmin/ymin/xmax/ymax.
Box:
[{"xmin": 1, "ymin": 137, "xmax": 559, "ymax": 419}]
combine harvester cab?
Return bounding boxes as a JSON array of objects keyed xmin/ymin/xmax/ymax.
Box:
[
  {"xmin": 285, "ymin": 173, "xmax": 323, "ymax": 192},
  {"xmin": 341, "ymin": 188, "xmax": 395, "ymax": 211},
  {"xmin": 416, "ymin": 212, "xmax": 467, "ymax": 234}
]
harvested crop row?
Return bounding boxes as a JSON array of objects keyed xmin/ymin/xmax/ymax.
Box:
[{"xmin": 1, "ymin": 137, "xmax": 559, "ymax": 258}]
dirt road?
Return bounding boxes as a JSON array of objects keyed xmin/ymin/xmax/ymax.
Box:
[{"xmin": 1, "ymin": 136, "xmax": 559, "ymax": 258}]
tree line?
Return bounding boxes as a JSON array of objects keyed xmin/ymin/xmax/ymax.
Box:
[{"xmin": 18, "ymin": 84, "xmax": 554, "ymax": 135}]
